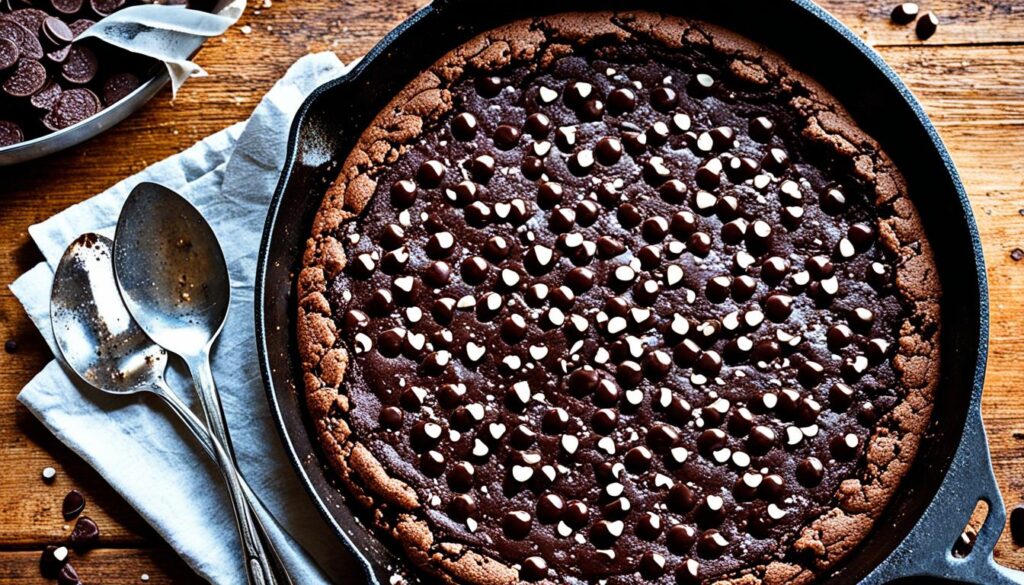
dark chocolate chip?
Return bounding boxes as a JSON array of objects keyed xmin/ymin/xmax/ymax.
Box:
[
  {"xmin": 524, "ymin": 112, "xmax": 551, "ymax": 138},
  {"xmin": 419, "ymin": 451, "xmax": 445, "ymax": 477},
  {"xmin": 520, "ymin": 556, "xmax": 548, "ymax": 582},
  {"xmin": 502, "ymin": 510, "xmax": 532, "ymax": 539},
  {"xmin": 62, "ymin": 489, "xmax": 85, "ymax": 520},
  {"xmin": 595, "ymin": 136, "xmax": 622, "ymax": 165},
  {"xmin": 450, "ymin": 112, "xmax": 477, "ymax": 141},
  {"xmin": 916, "ymin": 11, "xmax": 939, "ymax": 40},
  {"xmin": 378, "ymin": 406, "xmax": 403, "ymax": 430},
  {"xmin": 749, "ymin": 116, "xmax": 774, "ymax": 142},
  {"xmin": 56, "ymin": 562, "xmax": 81, "ymax": 585},
  {"xmin": 492, "ymin": 124, "xmax": 520, "ymax": 150},
  {"xmin": 447, "ymin": 494, "xmax": 475, "ymax": 522},
  {"xmin": 607, "ymin": 87, "xmax": 636, "ymax": 113},
  {"xmin": 536, "ymin": 493, "xmax": 564, "ymax": 524},
  {"xmin": 650, "ymin": 86, "xmax": 677, "ymax": 112},
  {"xmin": 763, "ymin": 294, "xmax": 793, "ymax": 322},
  {"xmin": 476, "ymin": 75, "xmax": 502, "ymax": 97},
  {"xmin": 69, "ymin": 516, "xmax": 99, "ymax": 550},
  {"xmin": 796, "ymin": 457, "xmax": 825, "ymax": 487},
  {"xmin": 891, "ymin": 2, "xmax": 919, "ymax": 24},
  {"xmin": 747, "ymin": 425, "xmax": 775, "ymax": 455},
  {"xmin": 40, "ymin": 545, "xmax": 69, "ymax": 578},
  {"xmin": 416, "ymin": 160, "xmax": 445, "ymax": 188},
  {"xmin": 666, "ymin": 524, "xmax": 696, "ymax": 554},
  {"xmin": 635, "ymin": 512, "xmax": 663, "ymax": 542}
]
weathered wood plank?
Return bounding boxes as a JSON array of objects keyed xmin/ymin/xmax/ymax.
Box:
[
  {"xmin": 0, "ymin": 549, "xmax": 195, "ymax": 583},
  {"xmin": 823, "ymin": 0, "xmax": 1024, "ymax": 47}
]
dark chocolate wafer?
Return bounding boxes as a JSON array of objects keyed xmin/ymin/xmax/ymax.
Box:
[
  {"xmin": 43, "ymin": 86, "xmax": 99, "ymax": 130},
  {"xmin": 0, "ymin": 120, "xmax": 24, "ymax": 146},
  {"xmin": 3, "ymin": 58, "xmax": 46, "ymax": 96}
]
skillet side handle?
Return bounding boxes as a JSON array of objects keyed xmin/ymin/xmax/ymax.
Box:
[{"xmin": 866, "ymin": 408, "xmax": 1024, "ymax": 584}]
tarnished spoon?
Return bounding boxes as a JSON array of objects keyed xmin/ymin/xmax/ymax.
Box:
[{"xmin": 51, "ymin": 233, "xmax": 281, "ymax": 585}]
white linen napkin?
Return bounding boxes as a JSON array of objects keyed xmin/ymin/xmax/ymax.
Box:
[
  {"xmin": 10, "ymin": 52, "xmax": 362, "ymax": 584},
  {"xmin": 78, "ymin": 0, "xmax": 247, "ymax": 93}
]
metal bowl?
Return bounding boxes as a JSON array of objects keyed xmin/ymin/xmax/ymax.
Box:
[{"xmin": 0, "ymin": 2, "xmax": 228, "ymax": 167}]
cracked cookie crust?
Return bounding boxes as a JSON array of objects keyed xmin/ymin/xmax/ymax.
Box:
[{"xmin": 297, "ymin": 11, "xmax": 940, "ymax": 585}]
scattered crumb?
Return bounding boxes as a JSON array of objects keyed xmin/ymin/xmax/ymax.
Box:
[
  {"xmin": 141, "ymin": 574, "xmax": 150, "ymax": 582},
  {"xmin": 240, "ymin": 24, "xmax": 253, "ymax": 35},
  {"xmin": 42, "ymin": 467, "xmax": 56, "ymax": 482}
]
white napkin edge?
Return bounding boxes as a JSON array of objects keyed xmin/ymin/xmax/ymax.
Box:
[{"xmin": 77, "ymin": 0, "xmax": 247, "ymax": 93}]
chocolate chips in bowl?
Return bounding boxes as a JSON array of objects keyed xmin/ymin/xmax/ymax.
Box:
[{"xmin": 0, "ymin": 0, "xmax": 216, "ymax": 161}]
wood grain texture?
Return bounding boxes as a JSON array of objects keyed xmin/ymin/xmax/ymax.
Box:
[{"xmin": 0, "ymin": 0, "xmax": 1022, "ymax": 582}]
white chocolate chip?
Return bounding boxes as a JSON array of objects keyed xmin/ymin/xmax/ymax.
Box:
[{"xmin": 512, "ymin": 465, "xmax": 534, "ymax": 482}]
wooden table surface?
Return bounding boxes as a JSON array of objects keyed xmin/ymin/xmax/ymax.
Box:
[{"xmin": 1, "ymin": 1, "xmax": 1023, "ymax": 582}]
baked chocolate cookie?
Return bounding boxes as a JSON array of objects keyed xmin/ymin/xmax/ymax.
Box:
[{"xmin": 298, "ymin": 11, "xmax": 940, "ymax": 584}]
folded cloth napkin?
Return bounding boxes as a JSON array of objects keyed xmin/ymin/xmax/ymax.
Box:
[
  {"xmin": 11, "ymin": 52, "xmax": 359, "ymax": 584},
  {"xmin": 79, "ymin": 0, "xmax": 247, "ymax": 93}
]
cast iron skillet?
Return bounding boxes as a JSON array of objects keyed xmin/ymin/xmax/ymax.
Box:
[{"xmin": 256, "ymin": 1, "xmax": 1024, "ymax": 583}]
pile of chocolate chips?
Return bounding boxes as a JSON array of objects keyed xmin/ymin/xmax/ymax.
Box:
[
  {"xmin": 39, "ymin": 489, "xmax": 101, "ymax": 585},
  {"xmin": 0, "ymin": 0, "xmax": 202, "ymax": 148}
]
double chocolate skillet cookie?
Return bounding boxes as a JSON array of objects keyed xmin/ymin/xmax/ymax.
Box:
[{"xmin": 298, "ymin": 11, "xmax": 940, "ymax": 584}]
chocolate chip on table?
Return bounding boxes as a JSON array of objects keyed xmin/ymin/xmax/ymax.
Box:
[
  {"xmin": 70, "ymin": 516, "xmax": 100, "ymax": 550},
  {"xmin": 57, "ymin": 562, "xmax": 82, "ymax": 585},
  {"xmin": 62, "ymin": 489, "xmax": 85, "ymax": 520},
  {"xmin": 916, "ymin": 11, "xmax": 939, "ymax": 40},
  {"xmin": 39, "ymin": 545, "xmax": 69, "ymax": 578},
  {"xmin": 1012, "ymin": 248, "xmax": 1024, "ymax": 262},
  {"xmin": 890, "ymin": 3, "xmax": 919, "ymax": 25},
  {"xmin": 1011, "ymin": 506, "xmax": 1024, "ymax": 545}
]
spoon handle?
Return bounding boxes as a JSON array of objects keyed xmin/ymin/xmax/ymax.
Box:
[{"xmin": 154, "ymin": 381, "xmax": 279, "ymax": 585}]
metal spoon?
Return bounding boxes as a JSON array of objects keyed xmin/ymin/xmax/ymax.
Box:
[{"xmin": 50, "ymin": 233, "xmax": 281, "ymax": 585}]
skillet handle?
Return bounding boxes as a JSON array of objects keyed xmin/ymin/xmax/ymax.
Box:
[{"xmin": 864, "ymin": 408, "xmax": 1024, "ymax": 584}]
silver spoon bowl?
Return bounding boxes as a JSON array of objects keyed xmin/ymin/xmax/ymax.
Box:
[{"xmin": 51, "ymin": 233, "xmax": 282, "ymax": 585}]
